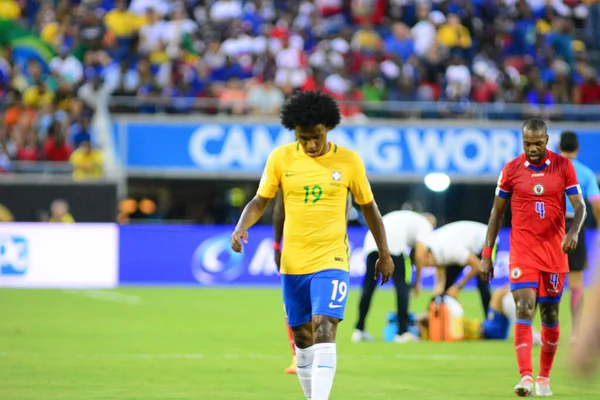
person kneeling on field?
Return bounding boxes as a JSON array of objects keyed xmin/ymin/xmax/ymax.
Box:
[{"xmin": 415, "ymin": 285, "xmax": 541, "ymax": 344}]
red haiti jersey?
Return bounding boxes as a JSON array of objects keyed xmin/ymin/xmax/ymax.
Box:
[{"xmin": 496, "ymin": 151, "xmax": 581, "ymax": 273}]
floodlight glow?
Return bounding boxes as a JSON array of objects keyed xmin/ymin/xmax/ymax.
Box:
[{"xmin": 424, "ymin": 173, "xmax": 451, "ymax": 192}]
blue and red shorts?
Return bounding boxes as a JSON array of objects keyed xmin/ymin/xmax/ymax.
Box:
[{"xmin": 509, "ymin": 266, "xmax": 564, "ymax": 304}]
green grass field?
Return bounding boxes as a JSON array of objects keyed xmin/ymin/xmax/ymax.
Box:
[{"xmin": 0, "ymin": 288, "xmax": 598, "ymax": 400}]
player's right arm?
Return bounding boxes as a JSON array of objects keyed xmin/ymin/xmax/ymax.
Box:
[
  {"xmin": 480, "ymin": 168, "xmax": 511, "ymax": 283},
  {"xmin": 231, "ymin": 150, "xmax": 281, "ymax": 253}
]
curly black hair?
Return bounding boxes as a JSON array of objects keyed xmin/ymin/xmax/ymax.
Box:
[{"xmin": 280, "ymin": 91, "xmax": 342, "ymax": 131}]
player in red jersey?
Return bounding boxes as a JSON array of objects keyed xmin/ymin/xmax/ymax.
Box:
[{"xmin": 480, "ymin": 118, "xmax": 586, "ymax": 397}]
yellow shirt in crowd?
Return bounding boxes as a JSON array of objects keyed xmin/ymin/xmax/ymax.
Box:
[
  {"xmin": 437, "ymin": 24, "xmax": 472, "ymax": 48},
  {"xmin": 0, "ymin": 1, "xmax": 21, "ymax": 20},
  {"xmin": 104, "ymin": 10, "xmax": 145, "ymax": 37},
  {"xmin": 70, "ymin": 148, "xmax": 104, "ymax": 180}
]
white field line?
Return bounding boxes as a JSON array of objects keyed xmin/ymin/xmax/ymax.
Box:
[
  {"xmin": 0, "ymin": 352, "xmax": 512, "ymax": 361},
  {"xmin": 62, "ymin": 289, "xmax": 141, "ymax": 305}
]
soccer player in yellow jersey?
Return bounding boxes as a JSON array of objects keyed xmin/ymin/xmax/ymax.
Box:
[
  {"xmin": 231, "ymin": 91, "xmax": 394, "ymax": 400},
  {"xmin": 273, "ymin": 187, "xmax": 354, "ymax": 375}
]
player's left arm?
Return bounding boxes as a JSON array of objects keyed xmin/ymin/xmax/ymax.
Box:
[
  {"xmin": 349, "ymin": 153, "xmax": 393, "ymax": 284},
  {"xmin": 564, "ymin": 162, "xmax": 587, "ymax": 253}
]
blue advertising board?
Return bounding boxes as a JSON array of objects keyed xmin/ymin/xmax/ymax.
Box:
[
  {"xmin": 114, "ymin": 122, "xmax": 600, "ymax": 177},
  {"xmin": 119, "ymin": 225, "xmax": 599, "ymax": 288}
]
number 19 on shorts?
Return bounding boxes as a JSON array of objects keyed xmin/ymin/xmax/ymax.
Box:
[
  {"xmin": 331, "ymin": 279, "xmax": 348, "ymax": 303},
  {"xmin": 535, "ymin": 201, "xmax": 545, "ymax": 219}
]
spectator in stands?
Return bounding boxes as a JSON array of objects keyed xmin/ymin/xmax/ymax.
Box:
[
  {"xmin": 138, "ymin": 8, "xmax": 165, "ymax": 56},
  {"xmin": 437, "ymin": 14, "xmax": 472, "ymax": 58},
  {"xmin": 384, "ymin": 23, "xmax": 415, "ymax": 63},
  {"xmin": 217, "ymin": 77, "xmax": 246, "ymax": 115},
  {"xmin": 43, "ymin": 123, "xmax": 72, "ymax": 162},
  {"xmin": 210, "ymin": 0, "xmax": 243, "ymax": 23},
  {"xmin": 49, "ymin": 199, "xmax": 74, "ymax": 223},
  {"xmin": 0, "ymin": 143, "xmax": 13, "ymax": 173},
  {"xmin": 351, "ymin": 21, "xmax": 382, "ymax": 52},
  {"xmin": 411, "ymin": 5, "xmax": 437, "ymax": 58},
  {"xmin": 49, "ymin": 46, "xmax": 84, "ymax": 87},
  {"xmin": 246, "ymin": 77, "xmax": 285, "ymax": 115},
  {"xmin": 16, "ymin": 129, "xmax": 40, "ymax": 162},
  {"xmin": 526, "ymin": 81, "xmax": 558, "ymax": 119},
  {"xmin": 69, "ymin": 140, "xmax": 103, "ymax": 180},
  {"xmin": 0, "ymin": 0, "xmax": 20, "ymax": 20},
  {"xmin": 103, "ymin": 0, "xmax": 142, "ymax": 59},
  {"xmin": 574, "ymin": 67, "xmax": 600, "ymax": 104}
]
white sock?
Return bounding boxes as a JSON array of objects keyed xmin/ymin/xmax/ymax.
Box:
[
  {"xmin": 311, "ymin": 343, "xmax": 337, "ymax": 400},
  {"xmin": 295, "ymin": 345, "xmax": 314, "ymax": 399}
]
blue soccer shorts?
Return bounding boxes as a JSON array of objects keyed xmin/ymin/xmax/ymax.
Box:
[
  {"xmin": 481, "ymin": 309, "xmax": 511, "ymax": 340},
  {"xmin": 281, "ymin": 269, "xmax": 350, "ymax": 328}
]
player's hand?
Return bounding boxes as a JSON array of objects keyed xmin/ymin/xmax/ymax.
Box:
[
  {"xmin": 230, "ymin": 229, "xmax": 248, "ymax": 253},
  {"xmin": 562, "ymin": 231, "xmax": 579, "ymax": 253},
  {"xmin": 374, "ymin": 254, "xmax": 394, "ymax": 285},
  {"xmin": 446, "ymin": 285, "xmax": 460, "ymax": 299},
  {"xmin": 479, "ymin": 258, "xmax": 494, "ymax": 284},
  {"xmin": 274, "ymin": 249, "xmax": 281, "ymax": 271}
]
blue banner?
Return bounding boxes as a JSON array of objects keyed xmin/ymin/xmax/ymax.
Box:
[
  {"xmin": 119, "ymin": 225, "xmax": 599, "ymax": 288},
  {"xmin": 115, "ymin": 122, "xmax": 600, "ymax": 176}
]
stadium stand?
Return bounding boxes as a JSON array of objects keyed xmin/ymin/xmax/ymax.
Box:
[{"xmin": 1, "ymin": 0, "xmax": 600, "ymax": 172}]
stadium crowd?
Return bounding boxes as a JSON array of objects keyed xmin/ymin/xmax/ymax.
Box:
[{"xmin": 0, "ymin": 0, "xmax": 600, "ymax": 169}]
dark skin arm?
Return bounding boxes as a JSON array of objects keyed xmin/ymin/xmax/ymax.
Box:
[
  {"xmin": 480, "ymin": 195, "xmax": 509, "ymax": 283},
  {"xmin": 563, "ymin": 193, "xmax": 586, "ymax": 253},
  {"xmin": 360, "ymin": 200, "xmax": 394, "ymax": 285},
  {"xmin": 231, "ymin": 195, "xmax": 272, "ymax": 252}
]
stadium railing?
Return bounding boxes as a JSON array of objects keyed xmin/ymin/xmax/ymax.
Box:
[{"xmin": 107, "ymin": 96, "xmax": 600, "ymax": 121}]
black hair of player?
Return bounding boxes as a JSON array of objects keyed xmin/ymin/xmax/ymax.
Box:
[
  {"xmin": 559, "ymin": 131, "xmax": 579, "ymax": 153},
  {"xmin": 521, "ymin": 117, "xmax": 547, "ymax": 135},
  {"xmin": 280, "ymin": 91, "xmax": 342, "ymax": 131}
]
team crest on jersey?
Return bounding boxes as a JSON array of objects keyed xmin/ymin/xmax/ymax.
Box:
[
  {"xmin": 332, "ymin": 170, "xmax": 342, "ymax": 181},
  {"xmin": 511, "ymin": 268, "xmax": 522, "ymax": 280},
  {"xmin": 533, "ymin": 184, "xmax": 544, "ymax": 195}
]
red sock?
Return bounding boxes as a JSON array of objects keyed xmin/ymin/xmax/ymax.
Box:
[
  {"xmin": 539, "ymin": 323, "xmax": 560, "ymax": 378},
  {"xmin": 514, "ymin": 321, "xmax": 533, "ymax": 378},
  {"xmin": 286, "ymin": 322, "xmax": 296, "ymax": 356}
]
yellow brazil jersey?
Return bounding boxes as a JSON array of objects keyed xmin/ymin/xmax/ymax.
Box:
[{"xmin": 257, "ymin": 142, "xmax": 374, "ymax": 275}]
